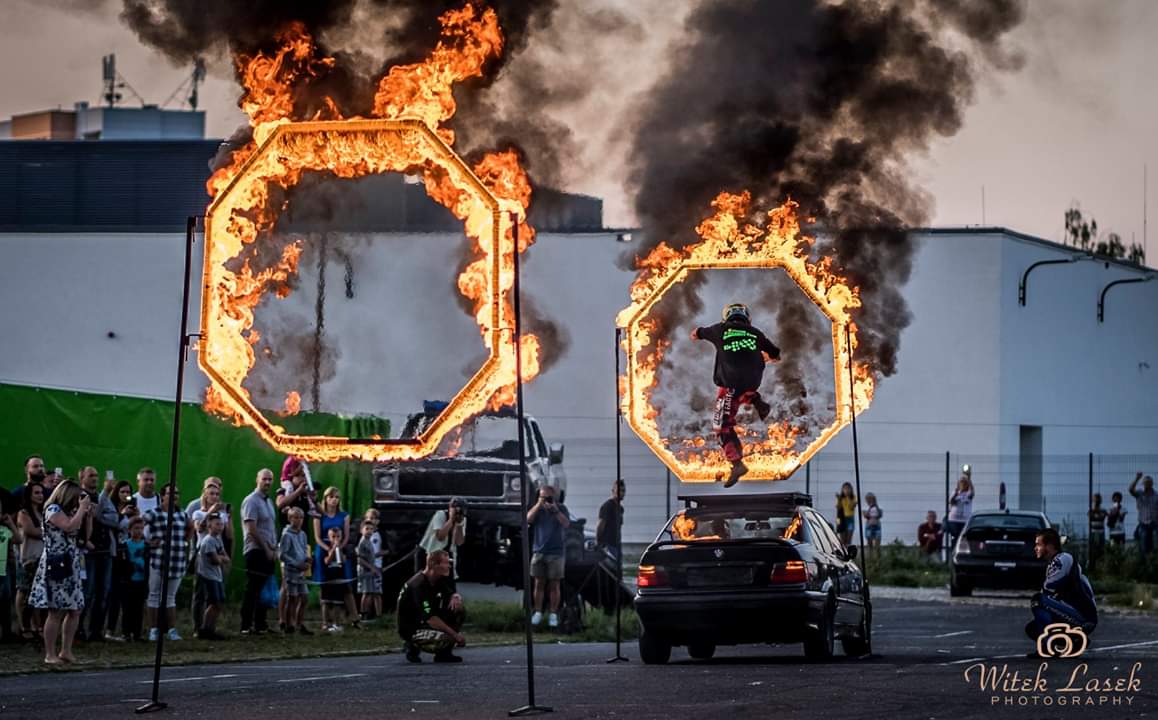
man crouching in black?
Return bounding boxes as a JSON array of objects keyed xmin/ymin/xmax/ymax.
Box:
[{"xmin": 398, "ymin": 549, "xmax": 466, "ymax": 663}]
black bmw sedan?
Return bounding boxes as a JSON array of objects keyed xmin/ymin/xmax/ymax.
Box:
[
  {"xmin": 633, "ymin": 492, "xmax": 871, "ymax": 664},
  {"xmin": 949, "ymin": 510, "xmax": 1051, "ymax": 596}
]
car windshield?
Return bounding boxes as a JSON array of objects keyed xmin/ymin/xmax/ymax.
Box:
[
  {"xmin": 661, "ymin": 509, "xmax": 802, "ymax": 542},
  {"xmin": 434, "ymin": 415, "xmax": 524, "ymax": 459},
  {"xmin": 968, "ymin": 514, "xmax": 1046, "ymax": 530}
]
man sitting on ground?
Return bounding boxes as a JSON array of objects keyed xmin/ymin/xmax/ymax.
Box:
[
  {"xmin": 1025, "ymin": 527, "xmax": 1097, "ymax": 655},
  {"xmin": 397, "ymin": 549, "xmax": 466, "ymax": 664},
  {"xmin": 916, "ymin": 511, "xmax": 942, "ymax": 559}
]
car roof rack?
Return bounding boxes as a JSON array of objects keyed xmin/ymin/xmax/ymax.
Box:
[{"xmin": 678, "ymin": 492, "xmax": 812, "ymax": 511}]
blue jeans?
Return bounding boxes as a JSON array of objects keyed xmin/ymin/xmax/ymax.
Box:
[
  {"xmin": 1139, "ymin": 523, "xmax": 1156, "ymax": 556},
  {"xmin": 1026, "ymin": 592, "xmax": 1094, "ymax": 639},
  {"xmin": 83, "ymin": 552, "xmax": 114, "ymax": 639}
]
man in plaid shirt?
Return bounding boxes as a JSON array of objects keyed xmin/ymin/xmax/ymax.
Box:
[{"xmin": 144, "ymin": 484, "xmax": 194, "ymax": 641}]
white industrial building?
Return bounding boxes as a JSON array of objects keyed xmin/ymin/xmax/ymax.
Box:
[{"xmin": 1, "ymin": 143, "xmax": 1156, "ymax": 544}]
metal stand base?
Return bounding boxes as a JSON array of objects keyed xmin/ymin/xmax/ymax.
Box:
[
  {"xmin": 606, "ymin": 655, "xmax": 629, "ymax": 663},
  {"xmin": 509, "ymin": 705, "xmax": 554, "ymax": 717},
  {"xmin": 135, "ymin": 701, "xmax": 169, "ymax": 714}
]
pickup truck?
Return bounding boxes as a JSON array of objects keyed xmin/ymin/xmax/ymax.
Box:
[{"xmin": 372, "ymin": 402, "xmax": 568, "ymax": 588}]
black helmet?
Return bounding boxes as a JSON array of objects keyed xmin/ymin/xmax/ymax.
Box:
[{"xmin": 722, "ymin": 303, "xmax": 750, "ymax": 323}]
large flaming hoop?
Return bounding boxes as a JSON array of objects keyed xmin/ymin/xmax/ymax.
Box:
[
  {"xmin": 616, "ymin": 192, "xmax": 875, "ymax": 482},
  {"xmin": 196, "ymin": 5, "xmax": 541, "ymax": 463},
  {"xmin": 200, "ymin": 119, "xmax": 530, "ymax": 463}
]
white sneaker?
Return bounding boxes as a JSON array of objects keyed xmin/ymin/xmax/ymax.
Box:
[
  {"xmin": 547, "ymin": 613, "xmax": 559, "ymax": 628},
  {"xmin": 327, "ymin": 624, "xmax": 343, "ymax": 633},
  {"xmin": 530, "ymin": 611, "xmax": 543, "ymax": 626},
  {"xmin": 148, "ymin": 628, "xmax": 159, "ymax": 642},
  {"xmin": 105, "ymin": 632, "xmax": 125, "ymax": 642},
  {"xmin": 167, "ymin": 628, "xmax": 182, "ymax": 641}
]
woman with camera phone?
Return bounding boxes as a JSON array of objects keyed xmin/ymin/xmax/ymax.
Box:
[{"xmin": 29, "ymin": 479, "xmax": 90, "ymax": 664}]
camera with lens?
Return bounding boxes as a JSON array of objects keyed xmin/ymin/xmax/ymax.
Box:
[{"xmin": 450, "ymin": 497, "xmax": 468, "ymax": 523}]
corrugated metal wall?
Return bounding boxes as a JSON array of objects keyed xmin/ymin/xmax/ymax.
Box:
[{"xmin": 0, "ymin": 141, "xmax": 220, "ymax": 230}]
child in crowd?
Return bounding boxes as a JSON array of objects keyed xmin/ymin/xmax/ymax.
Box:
[
  {"xmin": 122, "ymin": 516, "xmax": 149, "ymax": 642},
  {"xmin": 321, "ymin": 526, "xmax": 347, "ymax": 632},
  {"xmin": 195, "ymin": 513, "xmax": 230, "ymax": 640},
  {"xmin": 1107, "ymin": 491, "xmax": 1128, "ymax": 545},
  {"xmin": 357, "ymin": 521, "xmax": 383, "ymax": 621},
  {"xmin": 0, "ymin": 493, "xmax": 24, "ymax": 642},
  {"xmin": 365, "ymin": 509, "xmax": 386, "ymax": 617},
  {"xmin": 279, "ymin": 507, "xmax": 312, "ymax": 635},
  {"xmin": 863, "ymin": 493, "xmax": 883, "ymax": 559}
]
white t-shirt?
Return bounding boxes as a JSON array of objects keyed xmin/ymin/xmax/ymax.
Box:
[
  {"xmin": 420, "ymin": 510, "xmax": 465, "ymax": 578},
  {"xmin": 135, "ymin": 494, "xmax": 159, "ymax": 515},
  {"xmin": 948, "ymin": 489, "xmax": 974, "ymax": 523},
  {"xmin": 370, "ymin": 531, "xmax": 383, "ymax": 569},
  {"xmin": 134, "ymin": 494, "xmax": 159, "ymax": 537}
]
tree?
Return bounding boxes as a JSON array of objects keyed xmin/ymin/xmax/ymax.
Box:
[{"xmin": 1062, "ymin": 205, "xmax": 1145, "ymax": 264}]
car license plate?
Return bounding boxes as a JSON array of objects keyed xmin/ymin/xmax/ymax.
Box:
[
  {"xmin": 994, "ymin": 561, "xmax": 1016, "ymax": 569},
  {"xmin": 687, "ymin": 566, "xmax": 754, "ymax": 587}
]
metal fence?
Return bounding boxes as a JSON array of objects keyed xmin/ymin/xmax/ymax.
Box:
[{"xmin": 558, "ymin": 436, "xmax": 1158, "ymax": 547}]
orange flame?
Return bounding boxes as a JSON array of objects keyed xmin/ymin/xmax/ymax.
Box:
[
  {"xmin": 280, "ymin": 391, "xmax": 302, "ymax": 417},
  {"xmin": 617, "ymin": 193, "xmax": 875, "ymax": 482},
  {"xmin": 199, "ymin": 4, "xmax": 540, "ymax": 462}
]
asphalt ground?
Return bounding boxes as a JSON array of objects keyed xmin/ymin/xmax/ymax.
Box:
[{"xmin": 3, "ymin": 596, "xmax": 1157, "ymax": 720}]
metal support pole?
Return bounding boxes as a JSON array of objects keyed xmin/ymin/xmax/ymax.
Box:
[
  {"xmin": 1088, "ymin": 452, "xmax": 1094, "ymax": 567},
  {"xmin": 1018, "ymin": 255, "xmax": 1090, "ymax": 306},
  {"xmin": 944, "ymin": 451, "xmax": 951, "ymax": 563},
  {"xmin": 1097, "ymin": 275, "xmax": 1154, "ymax": 322},
  {"xmin": 665, "ymin": 469, "xmax": 672, "ymax": 519},
  {"xmin": 846, "ymin": 325, "xmax": 865, "ymax": 578},
  {"xmin": 137, "ymin": 216, "xmax": 198, "ymax": 714},
  {"xmin": 805, "ymin": 460, "xmax": 811, "ymax": 497},
  {"xmin": 509, "ymin": 215, "xmax": 553, "ymax": 718},
  {"xmin": 608, "ymin": 327, "xmax": 628, "ymax": 664}
]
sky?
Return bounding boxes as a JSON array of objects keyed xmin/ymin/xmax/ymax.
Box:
[{"xmin": 2, "ymin": 0, "xmax": 1156, "ymax": 261}]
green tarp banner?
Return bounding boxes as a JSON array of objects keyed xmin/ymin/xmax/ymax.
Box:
[{"xmin": 0, "ymin": 382, "xmax": 388, "ymax": 583}]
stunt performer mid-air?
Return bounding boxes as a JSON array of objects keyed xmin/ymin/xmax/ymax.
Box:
[{"xmin": 691, "ymin": 303, "xmax": 781, "ymax": 488}]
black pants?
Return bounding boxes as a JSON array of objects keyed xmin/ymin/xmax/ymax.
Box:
[
  {"xmin": 404, "ymin": 607, "xmax": 465, "ymax": 655},
  {"xmin": 0, "ymin": 571, "xmax": 13, "ymax": 639},
  {"xmin": 121, "ymin": 580, "xmax": 147, "ymax": 641},
  {"xmin": 241, "ymin": 549, "xmax": 274, "ymax": 631},
  {"xmin": 82, "ymin": 552, "xmax": 114, "ymax": 639}
]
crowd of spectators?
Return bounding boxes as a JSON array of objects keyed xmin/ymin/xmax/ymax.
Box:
[
  {"xmin": 0, "ymin": 454, "xmax": 470, "ymax": 664},
  {"xmin": 1, "ymin": 451, "xmax": 598, "ymax": 666},
  {"xmin": 830, "ymin": 469, "xmax": 1157, "ymax": 566}
]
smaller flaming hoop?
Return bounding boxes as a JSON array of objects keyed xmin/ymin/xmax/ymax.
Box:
[{"xmin": 616, "ymin": 193, "xmax": 874, "ymax": 482}]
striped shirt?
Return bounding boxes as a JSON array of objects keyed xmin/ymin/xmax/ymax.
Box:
[{"xmin": 144, "ymin": 507, "xmax": 190, "ymax": 578}]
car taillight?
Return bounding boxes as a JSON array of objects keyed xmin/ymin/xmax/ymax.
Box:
[
  {"xmin": 770, "ymin": 560, "xmax": 809, "ymax": 584},
  {"xmin": 637, "ymin": 564, "xmax": 669, "ymax": 588},
  {"xmin": 955, "ymin": 537, "xmax": 971, "ymax": 555}
]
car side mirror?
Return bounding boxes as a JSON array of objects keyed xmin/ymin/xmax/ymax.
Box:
[
  {"xmin": 549, "ymin": 443, "xmax": 564, "ymax": 465},
  {"xmin": 845, "ymin": 545, "xmax": 858, "ymax": 560}
]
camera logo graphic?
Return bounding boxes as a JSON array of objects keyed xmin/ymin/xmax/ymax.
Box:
[{"xmin": 1036, "ymin": 622, "xmax": 1088, "ymax": 658}]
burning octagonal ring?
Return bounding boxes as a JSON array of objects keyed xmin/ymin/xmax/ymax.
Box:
[
  {"xmin": 616, "ymin": 201, "xmax": 867, "ymax": 482},
  {"xmin": 201, "ymin": 119, "xmax": 513, "ymax": 463}
]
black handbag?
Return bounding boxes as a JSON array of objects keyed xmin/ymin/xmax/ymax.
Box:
[{"xmin": 46, "ymin": 552, "xmax": 73, "ymax": 582}]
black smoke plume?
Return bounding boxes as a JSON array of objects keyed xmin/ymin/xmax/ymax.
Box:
[{"xmin": 626, "ymin": 0, "xmax": 1025, "ymax": 382}]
